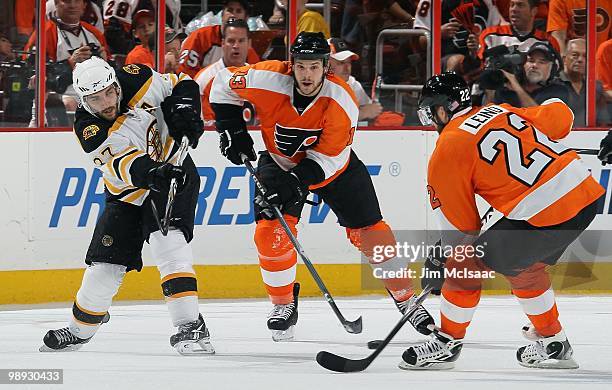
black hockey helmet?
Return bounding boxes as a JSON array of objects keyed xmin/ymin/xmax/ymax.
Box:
[
  {"xmin": 417, "ymin": 72, "xmax": 471, "ymax": 126},
  {"xmin": 290, "ymin": 32, "xmax": 330, "ymax": 63}
]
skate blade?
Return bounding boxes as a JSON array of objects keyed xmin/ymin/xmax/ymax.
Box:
[
  {"xmin": 174, "ymin": 339, "xmax": 216, "ymax": 355},
  {"xmin": 39, "ymin": 344, "xmax": 83, "ymax": 352},
  {"xmin": 518, "ymin": 357, "xmax": 579, "ymax": 369},
  {"xmin": 271, "ymin": 325, "xmax": 295, "ymax": 342},
  {"xmin": 398, "ymin": 360, "xmax": 455, "ymax": 370}
]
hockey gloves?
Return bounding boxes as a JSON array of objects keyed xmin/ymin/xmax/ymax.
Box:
[
  {"xmin": 598, "ymin": 130, "xmax": 612, "ymax": 165},
  {"xmin": 161, "ymin": 95, "xmax": 204, "ymax": 149},
  {"xmin": 255, "ymin": 164, "xmax": 308, "ymax": 217},
  {"xmin": 216, "ymin": 118, "xmax": 256, "ymax": 165},
  {"xmin": 421, "ymin": 240, "xmax": 447, "ymax": 295},
  {"xmin": 146, "ymin": 163, "xmax": 188, "ymax": 194}
]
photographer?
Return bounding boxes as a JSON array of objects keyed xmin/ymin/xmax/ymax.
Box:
[
  {"xmin": 23, "ymin": 0, "xmax": 110, "ymax": 125},
  {"xmin": 489, "ymin": 42, "xmax": 569, "ymax": 107}
]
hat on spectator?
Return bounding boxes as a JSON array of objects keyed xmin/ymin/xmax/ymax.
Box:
[
  {"xmin": 327, "ymin": 38, "xmax": 359, "ymax": 61},
  {"xmin": 527, "ymin": 41, "xmax": 556, "ymax": 62},
  {"xmin": 165, "ymin": 26, "xmax": 187, "ymax": 43},
  {"xmin": 132, "ymin": 8, "xmax": 155, "ymax": 29}
]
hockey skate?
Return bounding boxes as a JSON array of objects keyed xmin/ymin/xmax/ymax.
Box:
[
  {"xmin": 267, "ymin": 282, "xmax": 300, "ymax": 342},
  {"xmin": 170, "ymin": 313, "xmax": 215, "ymax": 355},
  {"xmin": 39, "ymin": 312, "xmax": 109, "ymax": 352},
  {"xmin": 391, "ymin": 290, "xmax": 435, "ymax": 335},
  {"xmin": 399, "ymin": 328, "xmax": 463, "ymax": 370},
  {"xmin": 40, "ymin": 327, "xmax": 91, "ymax": 352},
  {"xmin": 517, "ymin": 329, "xmax": 578, "ymax": 369}
]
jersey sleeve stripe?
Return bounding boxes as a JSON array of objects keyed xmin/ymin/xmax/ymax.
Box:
[
  {"xmin": 119, "ymin": 150, "xmax": 146, "ymax": 185},
  {"xmin": 128, "ymin": 76, "xmax": 153, "ymax": 108},
  {"xmin": 121, "ymin": 188, "xmax": 148, "ymax": 204}
]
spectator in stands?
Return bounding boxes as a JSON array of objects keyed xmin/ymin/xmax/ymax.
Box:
[
  {"xmin": 125, "ymin": 9, "xmax": 156, "ymax": 68},
  {"xmin": 560, "ymin": 38, "xmax": 610, "ymax": 126},
  {"xmin": 478, "ymin": 0, "xmax": 560, "ymax": 60},
  {"xmin": 164, "ymin": 27, "xmax": 186, "ymax": 74},
  {"xmin": 23, "ymin": 0, "xmax": 110, "ymax": 123},
  {"xmin": 328, "ymin": 37, "xmax": 382, "ymax": 121},
  {"xmin": 547, "ymin": 0, "xmax": 612, "ymax": 55},
  {"xmin": 0, "ymin": 32, "xmax": 15, "ymax": 62},
  {"xmin": 194, "ymin": 18, "xmax": 251, "ymax": 126},
  {"xmin": 413, "ymin": 0, "xmax": 503, "ymax": 74},
  {"xmin": 178, "ymin": 0, "xmax": 260, "ymax": 78},
  {"xmin": 597, "ymin": 39, "xmax": 612, "ymax": 102},
  {"xmin": 492, "ymin": 41, "xmax": 569, "ymax": 107},
  {"xmin": 47, "ymin": 0, "xmax": 103, "ymax": 33},
  {"xmin": 297, "ymin": 0, "xmax": 331, "ymax": 39}
]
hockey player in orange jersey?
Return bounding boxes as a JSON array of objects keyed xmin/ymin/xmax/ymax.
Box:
[
  {"xmin": 400, "ymin": 72, "xmax": 604, "ymax": 370},
  {"xmin": 209, "ymin": 32, "xmax": 434, "ymax": 341}
]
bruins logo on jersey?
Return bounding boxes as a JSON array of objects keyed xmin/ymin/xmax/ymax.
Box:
[
  {"xmin": 147, "ymin": 120, "xmax": 164, "ymax": 161},
  {"xmin": 123, "ymin": 64, "xmax": 141, "ymax": 75},
  {"xmin": 83, "ymin": 124, "xmax": 100, "ymax": 140},
  {"xmin": 274, "ymin": 124, "xmax": 322, "ymax": 158}
]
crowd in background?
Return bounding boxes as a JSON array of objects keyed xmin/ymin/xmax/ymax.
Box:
[{"xmin": 0, "ymin": 0, "xmax": 610, "ymax": 127}]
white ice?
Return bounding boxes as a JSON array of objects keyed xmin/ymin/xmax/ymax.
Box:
[{"xmin": 1, "ymin": 295, "xmax": 612, "ymax": 390}]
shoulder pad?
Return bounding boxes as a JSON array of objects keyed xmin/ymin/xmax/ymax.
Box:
[
  {"xmin": 73, "ymin": 108, "xmax": 113, "ymax": 153},
  {"xmin": 117, "ymin": 64, "xmax": 154, "ymax": 108}
]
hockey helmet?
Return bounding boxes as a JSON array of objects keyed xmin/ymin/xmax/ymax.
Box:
[
  {"xmin": 290, "ymin": 32, "xmax": 330, "ymax": 63},
  {"xmin": 73, "ymin": 56, "xmax": 122, "ymax": 117},
  {"xmin": 417, "ymin": 72, "xmax": 471, "ymax": 126}
]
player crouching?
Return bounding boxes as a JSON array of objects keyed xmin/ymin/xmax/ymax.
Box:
[{"xmin": 400, "ymin": 73, "xmax": 604, "ymax": 370}]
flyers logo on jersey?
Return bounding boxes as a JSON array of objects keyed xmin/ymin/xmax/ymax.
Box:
[
  {"xmin": 274, "ymin": 124, "xmax": 323, "ymax": 158},
  {"xmin": 83, "ymin": 124, "xmax": 100, "ymax": 140},
  {"xmin": 123, "ymin": 64, "xmax": 141, "ymax": 74},
  {"xmin": 229, "ymin": 71, "xmax": 248, "ymax": 89},
  {"xmin": 427, "ymin": 185, "xmax": 441, "ymax": 210}
]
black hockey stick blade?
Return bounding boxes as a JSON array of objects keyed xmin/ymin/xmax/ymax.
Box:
[
  {"xmin": 342, "ymin": 315, "xmax": 363, "ymax": 334},
  {"xmin": 573, "ymin": 148, "xmax": 598, "ymax": 155},
  {"xmin": 316, "ymin": 286, "xmax": 433, "ymax": 373}
]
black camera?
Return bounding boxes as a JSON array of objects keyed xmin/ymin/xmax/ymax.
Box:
[
  {"xmin": 0, "ymin": 58, "xmax": 35, "ymax": 122},
  {"xmin": 479, "ymin": 45, "xmax": 525, "ymax": 90},
  {"xmin": 46, "ymin": 60, "xmax": 73, "ymax": 94}
]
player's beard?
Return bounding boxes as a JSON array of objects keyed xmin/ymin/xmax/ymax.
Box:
[
  {"xmin": 98, "ymin": 104, "xmax": 119, "ymax": 121},
  {"xmin": 296, "ymin": 76, "xmax": 324, "ymax": 96}
]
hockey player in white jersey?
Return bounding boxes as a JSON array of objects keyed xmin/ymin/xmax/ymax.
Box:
[{"xmin": 40, "ymin": 57, "xmax": 211, "ymax": 355}]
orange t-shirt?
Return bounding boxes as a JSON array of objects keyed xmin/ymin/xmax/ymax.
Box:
[
  {"xmin": 125, "ymin": 45, "xmax": 154, "ymax": 68},
  {"xmin": 177, "ymin": 25, "xmax": 260, "ymax": 78},
  {"xmin": 596, "ymin": 38, "xmax": 612, "ymax": 90},
  {"xmin": 547, "ymin": 0, "xmax": 612, "ymax": 48},
  {"xmin": 209, "ymin": 60, "xmax": 359, "ymax": 189},
  {"xmin": 428, "ymin": 99, "xmax": 604, "ymax": 235}
]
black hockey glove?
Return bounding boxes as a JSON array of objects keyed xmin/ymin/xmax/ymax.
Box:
[
  {"xmin": 421, "ymin": 240, "xmax": 447, "ymax": 296},
  {"xmin": 146, "ymin": 163, "xmax": 188, "ymax": 193},
  {"xmin": 255, "ymin": 164, "xmax": 308, "ymax": 217},
  {"xmin": 598, "ymin": 130, "xmax": 612, "ymax": 165},
  {"xmin": 216, "ymin": 118, "xmax": 256, "ymax": 165},
  {"xmin": 161, "ymin": 95, "xmax": 204, "ymax": 149}
]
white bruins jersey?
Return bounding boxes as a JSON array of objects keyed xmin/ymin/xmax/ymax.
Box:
[
  {"xmin": 75, "ymin": 107, "xmax": 180, "ymax": 206},
  {"xmin": 74, "ymin": 64, "xmax": 193, "ymax": 205}
]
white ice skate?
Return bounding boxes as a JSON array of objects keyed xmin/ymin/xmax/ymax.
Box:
[
  {"xmin": 517, "ymin": 330, "xmax": 578, "ymax": 369},
  {"xmin": 170, "ymin": 314, "xmax": 215, "ymax": 355}
]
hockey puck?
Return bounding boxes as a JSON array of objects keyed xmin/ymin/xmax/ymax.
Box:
[{"xmin": 367, "ymin": 340, "xmax": 383, "ymax": 349}]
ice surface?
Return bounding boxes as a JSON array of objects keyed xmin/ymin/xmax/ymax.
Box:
[{"xmin": 1, "ymin": 296, "xmax": 612, "ymax": 389}]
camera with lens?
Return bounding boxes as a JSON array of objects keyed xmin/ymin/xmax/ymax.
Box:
[
  {"xmin": 0, "ymin": 57, "xmax": 36, "ymax": 122},
  {"xmin": 46, "ymin": 60, "xmax": 73, "ymax": 94},
  {"xmin": 479, "ymin": 45, "xmax": 525, "ymax": 90}
]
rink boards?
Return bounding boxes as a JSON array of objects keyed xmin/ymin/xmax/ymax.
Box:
[{"xmin": 1, "ymin": 129, "xmax": 611, "ymax": 304}]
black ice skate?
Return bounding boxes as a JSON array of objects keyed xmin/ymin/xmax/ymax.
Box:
[
  {"xmin": 391, "ymin": 289, "xmax": 434, "ymax": 335},
  {"xmin": 39, "ymin": 312, "xmax": 109, "ymax": 352},
  {"xmin": 399, "ymin": 328, "xmax": 463, "ymax": 370},
  {"xmin": 40, "ymin": 327, "xmax": 91, "ymax": 352},
  {"xmin": 517, "ymin": 330, "xmax": 578, "ymax": 369},
  {"xmin": 267, "ymin": 282, "xmax": 300, "ymax": 342},
  {"xmin": 170, "ymin": 313, "xmax": 215, "ymax": 355}
]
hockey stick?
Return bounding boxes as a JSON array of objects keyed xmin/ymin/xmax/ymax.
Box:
[
  {"xmin": 151, "ymin": 136, "xmax": 190, "ymax": 236},
  {"xmin": 574, "ymin": 148, "xmax": 598, "ymax": 155},
  {"xmin": 316, "ymin": 285, "xmax": 433, "ymax": 372},
  {"xmin": 241, "ymin": 154, "xmax": 363, "ymax": 334}
]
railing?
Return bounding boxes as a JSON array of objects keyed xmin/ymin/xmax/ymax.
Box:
[{"xmin": 375, "ymin": 28, "xmax": 431, "ymax": 112}]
